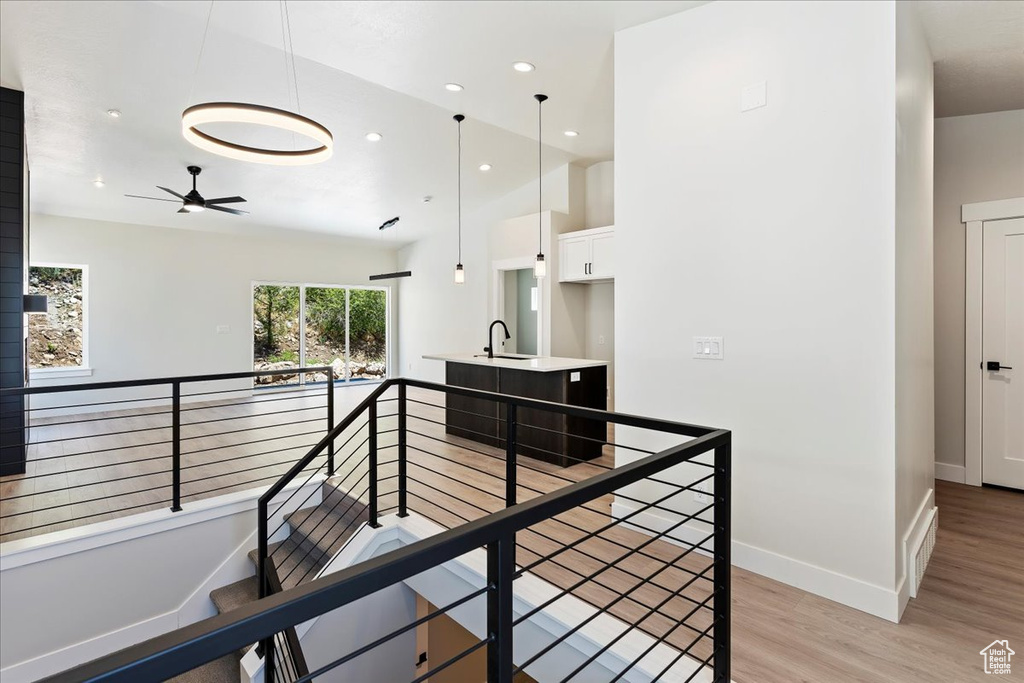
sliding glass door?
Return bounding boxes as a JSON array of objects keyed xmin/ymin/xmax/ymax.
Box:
[
  {"xmin": 347, "ymin": 288, "xmax": 387, "ymax": 381},
  {"xmin": 252, "ymin": 283, "xmax": 389, "ymax": 387},
  {"xmin": 253, "ymin": 285, "xmax": 301, "ymax": 387}
]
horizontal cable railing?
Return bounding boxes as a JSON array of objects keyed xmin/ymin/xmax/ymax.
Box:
[
  {"xmin": 44, "ymin": 377, "xmax": 731, "ymax": 683},
  {"xmin": 0, "ymin": 367, "xmax": 336, "ymax": 543}
]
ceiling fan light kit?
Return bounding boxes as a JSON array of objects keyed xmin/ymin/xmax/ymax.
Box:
[
  {"xmin": 126, "ymin": 165, "xmax": 249, "ymax": 216},
  {"xmin": 182, "ymin": 103, "xmax": 333, "ymax": 166}
]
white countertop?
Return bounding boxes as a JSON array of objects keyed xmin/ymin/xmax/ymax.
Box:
[{"xmin": 423, "ymin": 353, "xmax": 609, "ymax": 373}]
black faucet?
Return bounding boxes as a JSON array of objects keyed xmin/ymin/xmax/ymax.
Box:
[{"xmin": 484, "ymin": 320, "xmax": 511, "ymax": 359}]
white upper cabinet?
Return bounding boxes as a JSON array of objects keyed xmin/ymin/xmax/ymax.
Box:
[{"xmin": 558, "ymin": 226, "xmax": 614, "ymax": 283}]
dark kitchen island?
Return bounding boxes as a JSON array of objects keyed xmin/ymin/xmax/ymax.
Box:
[{"xmin": 423, "ymin": 354, "xmax": 609, "ymax": 467}]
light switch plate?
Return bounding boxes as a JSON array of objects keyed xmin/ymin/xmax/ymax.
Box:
[
  {"xmin": 741, "ymin": 81, "xmax": 767, "ymax": 112},
  {"xmin": 216, "ymin": 325, "xmax": 230, "ymax": 334},
  {"xmin": 693, "ymin": 336, "xmax": 724, "ymax": 360}
]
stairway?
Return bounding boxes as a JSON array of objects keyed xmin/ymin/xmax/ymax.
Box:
[{"xmin": 169, "ymin": 478, "xmax": 368, "ymax": 682}]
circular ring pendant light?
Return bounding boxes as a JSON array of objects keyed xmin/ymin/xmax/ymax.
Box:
[
  {"xmin": 182, "ymin": 102, "xmax": 333, "ymax": 165},
  {"xmin": 181, "ymin": 0, "xmax": 333, "ymax": 166}
]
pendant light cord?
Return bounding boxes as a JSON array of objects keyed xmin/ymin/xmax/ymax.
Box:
[
  {"xmin": 537, "ymin": 95, "xmax": 546, "ymax": 255},
  {"xmin": 185, "ymin": 0, "xmax": 215, "ymax": 109},
  {"xmin": 457, "ymin": 117, "xmax": 463, "ymax": 264},
  {"xmin": 282, "ymin": 0, "xmax": 301, "ymax": 113}
]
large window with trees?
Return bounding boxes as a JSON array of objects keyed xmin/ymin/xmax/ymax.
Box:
[{"xmin": 253, "ymin": 283, "xmax": 388, "ymax": 387}]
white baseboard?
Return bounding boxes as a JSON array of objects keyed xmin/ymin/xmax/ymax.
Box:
[
  {"xmin": 934, "ymin": 462, "xmax": 965, "ymax": 484},
  {"xmin": 0, "ymin": 611, "xmax": 177, "ymax": 683},
  {"xmin": 612, "ymin": 498, "xmax": 901, "ymax": 623}
]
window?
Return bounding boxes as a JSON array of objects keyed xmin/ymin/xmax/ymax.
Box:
[
  {"xmin": 28, "ymin": 265, "xmax": 87, "ymax": 371},
  {"xmin": 253, "ymin": 283, "xmax": 389, "ymax": 387}
]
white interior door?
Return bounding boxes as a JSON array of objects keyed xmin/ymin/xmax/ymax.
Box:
[{"xmin": 982, "ymin": 217, "xmax": 1024, "ymax": 489}]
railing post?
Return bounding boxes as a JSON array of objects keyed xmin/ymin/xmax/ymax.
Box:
[
  {"xmin": 263, "ymin": 633, "xmax": 276, "ymax": 683},
  {"xmin": 398, "ymin": 382, "xmax": 408, "ymax": 517},
  {"xmin": 170, "ymin": 381, "xmax": 181, "ymax": 512},
  {"xmin": 257, "ymin": 495, "xmax": 275, "ymax": 679},
  {"xmin": 487, "ymin": 530, "xmax": 515, "ymax": 683},
  {"xmin": 368, "ymin": 398, "xmax": 380, "ymax": 528},
  {"xmin": 712, "ymin": 438, "xmax": 732, "ymax": 683},
  {"xmin": 327, "ymin": 367, "xmax": 335, "ymax": 477},
  {"xmin": 504, "ymin": 401, "xmax": 517, "ymax": 508}
]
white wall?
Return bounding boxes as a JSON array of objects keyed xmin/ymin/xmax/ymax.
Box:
[
  {"xmin": 0, "ymin": 482, "xmax": 319, "ymax": 681},
  {"xmin": 615, "ymin": 0, "xmax": 905, "ymax": 619},
  {"xmin": 28, "ymin": 215, "xmax": 398, "ymax": 388},
  {"xmin": 299, "ymin": 584, "xmax": 416, "ymax": 683},
  {"xmin": 585, "ymin": 282, "xmax": 614, "ymax": 407},
  {"xmin": 894, "ymin": 1, "xmax": 935, "ymax": 613},
  {"xmin": 585, "ymin": 162, "xmax": 614, "ymax": 229},
  {"xmin": 583, "ymin": 161, "xmax": 615, "ymax": 406},
  {"xmin": 933, "ymin": 110, "xmax": 1024, "ymax": 479}
]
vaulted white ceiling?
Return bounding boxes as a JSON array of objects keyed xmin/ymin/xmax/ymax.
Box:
[{"xmin": 0, "ymin": 0, "xmax": 701, "ymax": 244}]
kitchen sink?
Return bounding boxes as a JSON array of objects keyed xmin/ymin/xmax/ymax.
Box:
[{"xmin": 473, "ymin": 354, "xmax": 535, "ymax": 360}]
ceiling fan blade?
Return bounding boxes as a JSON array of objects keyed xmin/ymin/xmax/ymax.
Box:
[
  {"xmin": 177, "ymin": 208, "xmax": 189, "ymax": 214},
  {"xmin": 157, "ymin": 186, "xmax": 186, "ymax": 200},
  {"xmin": 206, "ymin": 204, "xmax": 249, "ymax": 216},
  {"xmin": 204, "ymin": 196, "xmax": 247, "ymax": 205},
  {"xmin": 125, "ymin": 194, "xmax": 180, "ymax": 203}
]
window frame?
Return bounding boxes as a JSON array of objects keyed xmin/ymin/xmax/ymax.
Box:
[
  {"xmin": 250, "ymin": 280, "xmax": 391, "ymax": 389},
  {"xmin": 27, "ymin": 262, "xmax": 92, "ymax": 379}
]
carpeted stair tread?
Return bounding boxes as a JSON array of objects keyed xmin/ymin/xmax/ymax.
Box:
[
  {"xmin": 284, "ymin": 501, "xmax": 367, "ymax": 557},
  {"xmin": 248, "ymin": 538, "xmax": 323, "ymax": 591},
  {"xmin": 210, "ymin": 576, "xmax": 259, "ymax": 616}
]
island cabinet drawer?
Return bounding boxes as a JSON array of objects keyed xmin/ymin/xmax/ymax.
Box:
[
  {"xmin": 445, "ymin": 363, "xmax": 501, "ymax": 447},
  {"xmin": 497, "ymin": 368, "xmax": 568, "ymax": 465}
]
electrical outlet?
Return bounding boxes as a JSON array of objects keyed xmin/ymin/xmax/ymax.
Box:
[
  {"xmin": 694, "ymin": 484, "xmax": 710, "ymax": 504},
  {"xmin": 598, "ymin": 334, "xmax": 606, "ymax": 345},
  {"xmin": 216, "ymin": 325, "xmax": 230, "ymax": 334}
]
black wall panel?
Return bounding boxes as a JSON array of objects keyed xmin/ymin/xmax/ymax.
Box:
[{"xmin": 0, "ymin": 86, "xmax": 25, "ymax": 475}]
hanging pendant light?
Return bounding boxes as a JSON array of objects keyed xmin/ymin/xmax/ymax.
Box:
[
  {"xmin": 453, "ymin": 114, "xmax": 466, "ymax": 285},
  {"xmin": 181, "ymin": 1, "xmax": 333, "ymax": 165},
  {"xmin": 534, "ymin": 94, "xmax": 548, "ymax": 278}
]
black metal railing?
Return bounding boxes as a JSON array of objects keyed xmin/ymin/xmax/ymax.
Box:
[
  {"xmin": 0, "ymin": 367, "xmax": 336, "ymax": 542},
  {"xmin": 44, "ymin": 377, "xmax": 731, "ymax": 683}
]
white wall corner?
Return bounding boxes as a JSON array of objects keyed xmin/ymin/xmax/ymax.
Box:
[{"xmin": 934, "ymin": 462, "xmax": 966, "ymax": 484}]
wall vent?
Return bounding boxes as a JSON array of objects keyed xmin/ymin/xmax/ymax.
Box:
[{"xmin": 909, "ymin": 508, "xmax": 937, "ymax": 598}]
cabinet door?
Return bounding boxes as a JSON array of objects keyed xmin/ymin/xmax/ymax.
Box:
[
  {"xmin": 560, "ymin": 236, "xmax": 590, "ymax": 282},
  {"xmin": 589, "ymin": 232, "xmax": 615, "ymax": 279}
]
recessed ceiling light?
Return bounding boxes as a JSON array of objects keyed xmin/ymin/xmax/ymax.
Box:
[
  {"xmin": 106, "ymin": 109, "xmax": 121, "ymax": 118},
  {"xmin": 564, "ymin": 130, "xmax": 579, "ymax": 137},
  {"xmin": 479, "ymin": 164, "xmax": 492, "ymax": 171},
  {"xmin": 365, "ymin": 132, "xmax": 383, "ymax": 142},
  {"xmin": 93, "ymin": 179, "xmax": 105, "ymax": 188},
  {"xmin": 512, "ymin": 61, "xmax": 535, "ymax": 73},
  {"xmin": 445, "ymin": 83, "xmax": 464, "ymax": 92}
]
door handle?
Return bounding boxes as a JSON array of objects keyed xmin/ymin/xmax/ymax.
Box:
[{"xmin": 986, "ymin": 361, "xmax": 1014, "ymax": 371}]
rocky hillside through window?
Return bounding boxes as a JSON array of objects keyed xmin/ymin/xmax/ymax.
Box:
[{"xmin": 28, "ymin": 266, "xmax": 84, "ymax": 368}]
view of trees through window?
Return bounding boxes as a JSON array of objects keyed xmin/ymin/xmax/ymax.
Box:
[
  {"xmin": 253, "ymin": 284, "xmax": 387, "ymax": 386},
  {"xmin": 28, "ymin": 266, "xmax": 85, "ymax": 369}
]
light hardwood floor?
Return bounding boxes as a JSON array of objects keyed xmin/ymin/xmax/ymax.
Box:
[
  {"xmin": 2, "ymin": 385, "xmax": 1021, "ymax": 683},
  {"xmin": 0, "ymin": 383, "xmax": 376, "ymax": 542}
]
